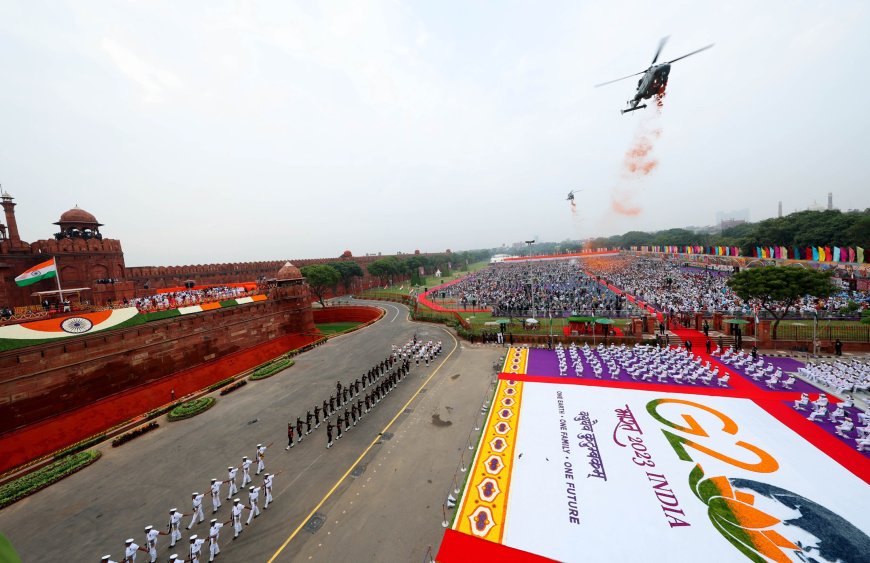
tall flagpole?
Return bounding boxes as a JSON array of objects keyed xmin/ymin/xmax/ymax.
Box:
[{"xmin": 53, "ymin": 257, "xmax": 65, "ymax": 305}]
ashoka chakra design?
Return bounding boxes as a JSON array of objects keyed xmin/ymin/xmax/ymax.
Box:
[{"xmin": 61, "ymin": 317, "xmax": 93, "ymax": 334}]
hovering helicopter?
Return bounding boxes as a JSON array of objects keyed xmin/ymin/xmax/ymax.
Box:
[
  {"xmin": 595, "ymin": 37, "xmax": 713, "ymax": 114},
  {"xmin": 566, "ymin": 189, "xmax": 582, "ymax": 202}
]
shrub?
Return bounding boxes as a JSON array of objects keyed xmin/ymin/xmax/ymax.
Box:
[
  {"xmin": 220, "ymin": 380, "xmax": 247, "ymax": 395},
  {"xmin": 250, "ymin": 359, "xmax": 294, "ymax": 380},
  {"xmin": 168, "ymin": 397, "xmax": 216, "ymax": 421},
  {"xmin": 111, "ymin": 422, "xmax": 159, "ymax": 447},
  {"xmin": 207, "ymin": 377, "xmax": 235, "ymax": 392},
  {"xmin": 0, "ymin": 450, "xmax": 101, "ymax": 509},
  {"xmin": 53, "ymin": 433, "xmax": 106, "ymax": 461}
]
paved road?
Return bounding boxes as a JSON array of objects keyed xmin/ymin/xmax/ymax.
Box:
[{"xmin": 0, "ymin": 300, "xmax": 502, "ymax": 562}]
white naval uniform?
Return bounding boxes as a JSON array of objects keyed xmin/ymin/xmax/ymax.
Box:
[
  {"xmin": 124, "ymin": 542, "xmax": 140, "ymax": 563},
  {"xmin": 231, "ymin": 504, "xmax": 244, "ymax": 537},
  {"xmin": 263, "ymin": 475, "xmax": 274, "ymax": 508},
  {"xmin": 189, "ymin": 538, "xmax": 205, "ymax": 563},
  {"xmin": 256, "ymin": 446, "xmax": 266, "ymax": 474},
  {"xmin": 145, "ymin": 529, "xmax": 160, "ymax": 562},
  {"xmin": 208, "ymin": 522, "xmax": 224, "ymax": 562},
  {"xmin": 210, "ymin": 481, "xmax": 222, "ymax": 512},
  {"xmin": 188, "ymin": 494, "xmax": 205, "ymax": 529},
  {"xmin": 241, "ymin": 460, "xmax": 253, "ymax": 486},
  {"xmin": 226, "ymin": 468, "xmax": 239, "ymax": 499},
  {"xmin": 246, "ymin": 489, "xmax": 261, "ymax": 524},
  {"xmin": 169, "ymin": 511, "xmax": 183, "ymax": 546}
]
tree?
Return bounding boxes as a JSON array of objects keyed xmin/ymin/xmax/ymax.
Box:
[
  {"xmin": 726, "ymin": 266, "xmax": 834, "ymax": 340},
  {"xmin": 300, "ymin": 264, "xmax": 341, "ymax": 307},
  {"xmin": 367, "ymin": 258, "xmax": 402, "ymax": 284},
  {"xmin": 328, "ymin": 261, "xmax": 364, "ymax": 293}
]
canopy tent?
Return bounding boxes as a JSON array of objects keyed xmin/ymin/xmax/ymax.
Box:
[
  {"xmin": 495, "ymin": 319, "xmax": 511, "ymax": 325},
  {"xmin": 525, "ymin": 318, "xmax": 539, "ymax": 324},
  {"xmin": 594, "ymin": 318, "xmax": 615, "ymax": 325},
  {"xmin": 723, "ymin": 318, "xmax": 750, "ymax": 325},
  {"xmin": 567, "ymin": 316, "xmax": 595, "ymax": 323}
]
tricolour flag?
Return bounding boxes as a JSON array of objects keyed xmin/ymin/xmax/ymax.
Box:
[{"xmin": 15, "ymin": 258, "xmax": 58, "ymax": 287}]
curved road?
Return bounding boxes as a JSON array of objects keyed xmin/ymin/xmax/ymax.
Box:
[{"xmin": 0, "ymin": 300, "xmax": 501, "ymax": 562}]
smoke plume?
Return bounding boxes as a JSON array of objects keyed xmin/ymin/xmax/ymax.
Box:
[{"xmin": 610, "ymin": 92, "xmax": 665, "ymax": 216}]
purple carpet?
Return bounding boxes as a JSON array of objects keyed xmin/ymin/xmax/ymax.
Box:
[
  {"xmin": 720, "ymin": 355, "xmax": 824, "ymax": 395},
  {"xmin": 785, "ymin": 400, "xmax": 870, "ymax": 459}
]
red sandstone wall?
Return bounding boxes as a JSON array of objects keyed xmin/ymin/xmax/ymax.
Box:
[{"xmin": 0, "ymin": 286, "xmax": 313, "ymax": 436}]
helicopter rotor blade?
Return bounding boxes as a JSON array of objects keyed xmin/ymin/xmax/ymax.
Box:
[
  {"xmin": 650, "ymin": 36, "xmax": 670, "ymax": 65},
  {"xmin": 594, "ymin": 71, "xmax": 645, "ymax": 88},
  {"xmin": 666, "ymin": 44, "xmax": 714, "ymax": 64}
]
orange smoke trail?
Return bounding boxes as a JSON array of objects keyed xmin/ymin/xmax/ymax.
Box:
[{"xmin": 610, "ymin": 90, "xmax": 665, "ymax": 216}]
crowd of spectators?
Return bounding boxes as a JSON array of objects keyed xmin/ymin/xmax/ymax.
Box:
[
  {"xmin": 124, "ymin": 286, "xmax": 251, "ymax": 312},
  {"xmin": 442, "ymin": 261, "xmax": 640, "ymax": 317}
]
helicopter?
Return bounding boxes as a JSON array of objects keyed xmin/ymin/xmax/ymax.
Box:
[
  {"xmin": 566, "ymin": 189, "xmax": 582, "ymax": 202},
  {"xmin": 595, "ymin": 37, "xmax": 713, "ymax": 114}
]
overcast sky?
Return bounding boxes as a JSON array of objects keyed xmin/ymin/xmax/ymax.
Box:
[{"xmin": 1, "ymin": 0, "xmax": 868, "ymax": 266}]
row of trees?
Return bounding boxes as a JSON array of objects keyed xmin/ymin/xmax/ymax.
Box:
[
  {"xmin": 585, "ymin": 209, "xmax": 870, "ymax": 253},
  {"xmin": 301, "ymin": 248, "xmax": 493, "ymax": 306}
]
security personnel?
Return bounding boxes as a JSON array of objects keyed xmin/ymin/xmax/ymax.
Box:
[
  {"xmin": 295, "ymin": 417, "xmax": 304, "ymax": 442},
  {"xmin": 168, "ymin": 508, "xmax": 184, "ymax": 548},
  {"xmin": 231, "ymin": 498, "xmax": 246, "ymax": 539},
  {"xmin": 336, "ymin": 417, "xmax": 343, "ymax": 440},
  {"xmin": 207, "ymin": 519, "xmax": 224, "ymax": 562},
  {"xmin": 329, "ymin": 394, "xmax": 336, "ymax": 413},
  {"xmin": 246, "ymin": 486, "xmax": 261, "ymax": 525},
  {"xmin": 101, "ymin": 556, "xmax": 117, "ymax": 563},
  {"xmin": 241, "ymin": 456, "xmax": 253, "ymax": 487},
  {"xmin": 305, "ymin": 411, "xmax": 313, "ymax": 435},
  {"xmin": 322, "ymin": 399, "xmax": 330, "ymax": 419},
  {"xmin": 226, "ymin": 466, "xmax": 239, "ymax": 499},
  {"xmin": 314, "ymin": 405, "xmax": 321, "ymax": 428},
  {"xmin": 326, "ymin": 421, "xmax": 334, "ymax": 448},
  {"xmin": 286, "ymin": 422, "xmax": 295, "ymax": 450},
  {"xmin": 187, "ymin": 492, "xmax": 205, "ymax": 529},
  {"xmin": 209, "ymin": 478, "xmax": 222, "ymax": 513},
  {"xmin": 343, "ymin": 409, "xmax": 351, "ymax": 432}
]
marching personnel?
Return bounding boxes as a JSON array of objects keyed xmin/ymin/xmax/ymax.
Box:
[
  {"xmin": 241, "ymin": 456, "xmax": 253, "ymax": 487},
  {"xmin": 246, "ymin": 486, "xmax": 261, "ymax": 525},
  {"xmin": 314, "ymin": 404, "xmax": 322, "ymax": 428},
  {"xmin": 255, "ymin": 443, "xmax": 270, "ymax": 475},
  {"xmin": 286, "ymin": 422, "xmax": 295, "ymax": 450},
  {"xmin": 342, "ymin": 387, "xmax": 349, "ymax": 404},
  {"xmin": 101, "ymin": 556, "xmax": 118, "ymax": 563},
  {"xmin": 357, "ymin": 398, "xmax": 363, "ymax": 419},
  {"xmin": 305, "ymin": 411, "xmax": 313, "ymax": 435},
  {"xmin": 230, "ymin": 498, "xmax": 246, "ymax": 539},
  {"xmin": 123, "ymin": 538, "xmax": 144, "ymax": 563},
  {"xmin": 322, "ymin": 399, "xmax": 330, "ymax": 419},
  {"xmin": 295, "ymin": 417, "xmax": 304, "ymax": 442},
  {"xmin": 263, "ymin": 472, "xmax": 275, "ymax": 509},
  {"xmin": 188, "ymin": 535, "xmax": 205, "ymax": 563},
  {"xmin": 226, "ymin": 466, "xmax": 239, "ymax": 499},
  {"xmin": 336, "ymin": 417, "xmax": 343, "ymax": 440},
  {"xmin": 364, "ymin": 393, "xmax": 370, "ymax": 413},
  {"xmin": 143, "ymin": 525, "xmax": 167, "ymax": 563},
  {"xmin": 209, "ymin": 479, "xmax": 223, "ymax": 513},
  {"xmin": 168, "ymin": 508, "xmax": 185, "ymax": 548},
  {"xmin": 343, "ymin": 409, "xmax": 351, "ymax": 432},
  {"xmin": 350, "ymin": 403, "xmax": 357, "ymax": 426},
  {"xmin": 326, "ymin": 420, "xmax": 334, "ymax": 448},
  {"xmin": 335, "ymin": 379, "xmax": 342, "ymax": 399},
  {"xmin": 187, "ymin": 492, "xmax": 206, "ymax": 529},
  {"xmin": 168, "ymin": 555, "xmax": 181, "ymax": 563},
  {"xmin": 207, "ymin": 519, "xmax": 225, "ymax": 562},
  {"xmin": 329, "ymin": 394, "xmax": 337, "ymax": 413}
]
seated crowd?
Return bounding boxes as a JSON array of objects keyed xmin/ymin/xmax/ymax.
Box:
[
  {"xmin": 126, "ymin": 286, "xmax": 250, "ymax": 312},
  {"xmin": 443, "ymin": 260, "xmax": 639, "ymax": 317}
]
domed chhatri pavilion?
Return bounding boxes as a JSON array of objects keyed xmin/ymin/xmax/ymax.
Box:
[
  {"xmin": 275, "ymin": 262, "xmax": 303, "ymax": 284},
  {"xmin": 53, "ymin": 206, "xmax": 104, "ymax": 239}
]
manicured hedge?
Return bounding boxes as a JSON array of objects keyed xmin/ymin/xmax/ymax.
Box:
[
  {"xmin": 220, "ymin": 380, "xmax": 247, "ymax": 395},
  {"xmin": 111, "ymin": 422, "xmax": 159, "ymax": 447},
  {"xmin": 250, "ymin": 359, "xmax": 294, "ymax": 380},
  {"xmin": 53, "ymin": 433, "xmax": 106, "ymax": 461},
  {"xmin": 0, "ymin": 450, "xmax": 101, "ymax": 509},
  {"xmin": 168, "ymin": 397, "xmax": 216, "ymax": 421},
  {"xmin": 207, "ymin": 377, "xmax": 235, "ymax": 392}
]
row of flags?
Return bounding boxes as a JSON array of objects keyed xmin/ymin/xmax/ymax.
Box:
[
  {"xmin": 631, "ymin": 245, "xmax": 742, "ymax": 256},
  {"xmin": 753, "ymin": 246, "xmax": 865, "ymax": 263}
]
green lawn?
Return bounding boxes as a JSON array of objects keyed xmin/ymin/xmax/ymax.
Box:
[
  {"xmin": 459, "ymin": 311, "xmax": 632, "ymax": 335},
  {"xmin": 359, "ymin": 261, "xmax": 489, "ymax": 298},
  {"xmin": 316, "ymin": 321, "xmax": 363, "ymax": 335}
]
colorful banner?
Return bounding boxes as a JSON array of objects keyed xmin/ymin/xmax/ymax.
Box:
[{"xmin": 0, "ymin": 307, "xmax": 139, "ymax": 340}]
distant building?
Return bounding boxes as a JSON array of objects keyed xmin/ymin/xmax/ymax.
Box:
[
  {"xmin": 720, "ymin": 219, "xmax": 747, "ymax": 230},
  {"xmin": 715, "ymin": 208, "xmax": 749, "ymax": 228}
]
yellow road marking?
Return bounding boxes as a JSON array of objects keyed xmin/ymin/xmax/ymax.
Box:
[{"xmin": 267, "ymin": 329, "xmax": 459, "ymax": 562}]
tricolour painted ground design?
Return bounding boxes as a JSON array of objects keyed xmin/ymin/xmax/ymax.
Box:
[{"xmin": 438, "ymin": 346, "xmax": 870, "ymax": 563}]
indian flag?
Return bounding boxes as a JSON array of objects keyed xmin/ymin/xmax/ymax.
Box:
[{"xmin": 15, "ymin": 258, "xmax": 58, "ymax": 287}]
